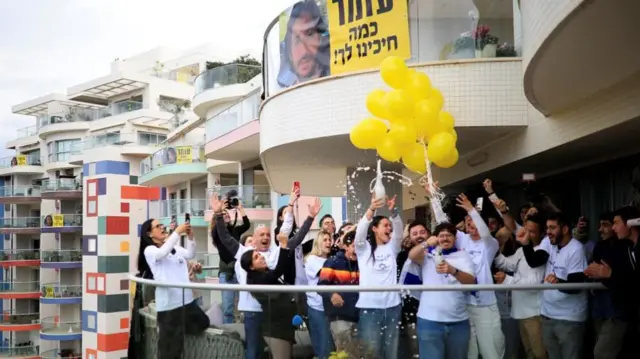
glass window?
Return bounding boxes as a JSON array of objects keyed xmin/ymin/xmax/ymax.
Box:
[
  {"xmin": 48, "ymin": 139, "xmax": 81, "ymax": 162},
  {"xmin": 138, "ymin": 132, "xmax": 166, "ymax": 146}
]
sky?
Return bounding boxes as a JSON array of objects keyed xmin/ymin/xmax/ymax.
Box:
[{"xmin": 0, "ymin": 0, "xmax": 297, "ymax": 156}]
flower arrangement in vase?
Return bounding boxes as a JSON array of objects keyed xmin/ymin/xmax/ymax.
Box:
[
  {"xmin": 451, "ymin": 31, "xmax": 476, "ymax": 59},
  {"xmin": 496, "ymin": 42, "xmax": 518, "ymax": 57},
  {"xmin": 473, "ymin": 25, "xmax": 499, "ymax": 58}
]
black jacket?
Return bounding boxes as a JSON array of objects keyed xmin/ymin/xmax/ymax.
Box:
[
  {"xmin": 599, "ymin": 238, "xmax": 639, "ymax": 319},
  {"xmin": 216, "ymin": 215, "xmax": 251, "ymax": 276}
]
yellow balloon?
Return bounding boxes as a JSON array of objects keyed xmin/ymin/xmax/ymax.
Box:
[
  {"xmin": 414, "ymin": 100, "xmax": 439, "ymax": 138},
  {"xmin": 388, "ymin": 121, "xmax": 417, "ymax": 146},
  {"xmin": 380, "ymin": 56, "xmax": 409, "ymax": 89},
  {"xmin": 427, "ymin": 132, "xmax": 455, "ymax": 163},
  {"xmin": 435, "ymin": 148, "xmax": 459, "ymax": 168},
  {"xmin": 366, "ymin": 89, "xmax": 389, "ymax": 119},
  {"xmin": 439, "ymin": 111, "xmax": 455, "ymax": 130},
  {"xmin": 449, "ymin": 129, "xmax": 458, "ymax": 143},
  {"xmin": 385, "ymin": 89, "xmax": 414, "ymax": 118},
  {"xmin": 404, "ymin": 71, "xmax": 432, "ymax": 100},
  {"xmin": 402, "ymin": 142, "xmax": 427, "ymax": 174},
  {"xmin": 428, "ymin": 88, "xmax": 444, "ymax": 111},
  {"xmin": 377, "ymin": 134, "xmax": 402, "ymax": 162},
  {"xmin": 350, "ymin": 118, "xmax": 387, "ymax": 149}
]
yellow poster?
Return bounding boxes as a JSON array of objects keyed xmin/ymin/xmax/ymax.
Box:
[
  {"xmin": 175, "ymin": 146, "xmax": 192, "ymax": 164},
  {"xmin": 327, "ymin": 0, "xmax": 410, "ymax": 75},
  {"xmin": 16, "ymin": 155, "xmax": 26, "ymax": 166},
  {"xmin": 52, "ymin": 214, "xmax": 64, "ymax": 227},
  {"xmin": 45, "ymin": 287, "xmax": 54, "ymax": 297}
]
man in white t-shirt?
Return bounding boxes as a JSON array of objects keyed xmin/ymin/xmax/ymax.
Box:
[
  {"xmin": 520, "ymin": 212, "xmax": 588, "ymax": 359},
  {"xmin": 454, "ymin": 194, "xmax": 505, "ymax": 359}
]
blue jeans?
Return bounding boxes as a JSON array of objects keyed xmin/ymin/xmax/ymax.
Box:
[
  {"xmin": 243, "ymin": 311, "xmax": 264, "ymax": 359},
  {"xmin": 307, "ymin": 307, "xmax": 335, "ymax": 359},
  {"xmin": 219, "ymin": 272, "xmax": 238, "ymax": 324},
  {"xmin": 358, "ymin": 305, "xmax": 401, "ymax": 359},
  {"xmin": 417, "ymin": 318, "xmax": 470, "ymax": 359}
]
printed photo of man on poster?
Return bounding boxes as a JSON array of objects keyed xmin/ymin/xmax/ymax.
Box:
[{"xmin": 277, "ymin": 0, "xmax": 331, "ymax": 88}]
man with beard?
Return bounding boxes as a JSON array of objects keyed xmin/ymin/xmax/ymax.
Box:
[
  {"xmin": 278, "ymin": 0, "xmax": 330, "ymax": 88},
  {"xmin": 397, "ymin": 220, "xmax": 430, "ymax": 358}
]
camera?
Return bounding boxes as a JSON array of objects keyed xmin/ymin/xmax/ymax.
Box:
[{"xmin": 225, "ymin": 189, "xmax": 240, "ymax": 209}]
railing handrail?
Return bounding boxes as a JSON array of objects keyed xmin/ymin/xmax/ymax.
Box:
[
  {"xmin": 0, "ymin": 280, "xmax": 40, "ymax": 284},
  {"xmin": 41, "ymin": 282, "xmax": 82, "ymax": 287},
  {"xmin": 129, "ymin": 274, "xmax": 607, "ymax": 293},
  {"xmin": 1, "ymin": 216, "xmax": 41, "ymax": 219},
  {"xmin": 194, "ymin": 64, "xmax": 261, "ymax": 86},
  {"xmin": 41, "ymin": 249, "xmax": 82, "ymax": 253},
  {"xmin": 41, "ymin": 213, "xmax": 82, "ymax": 217},
  {"xmin": 0, "ymin": 249, "xmax": 40, "ymax": 252},
  {"xmin": 1, "ymin": 345, "xmax": 39, "ymax": 350},
  {"xmin": 0, "ymin": 154, "xmax": 40, "ymax": 160},
  {"xmin": 0, "ymin": 311, "xmax": 40, "ymax": 316},
  {"xmin": 40, "ymin": 316, "xmax": 81, "ymax": 324},
  {"xmin": 39, "ymin": 349, "xmax": 82, "ymax": 359},
  {"xmin": 0, "ymin": 184, "xmax": 41, "ymax": 189}
]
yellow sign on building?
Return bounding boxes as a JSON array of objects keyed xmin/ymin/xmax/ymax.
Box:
[
  {"xmin": 175, "ymin": 146, "xmax": 192, "ymax": 164},
  {"xmin": 52, "ymin": 214, "xmax": 64, "ymax": 227}
]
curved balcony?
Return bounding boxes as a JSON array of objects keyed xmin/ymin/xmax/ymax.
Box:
[
  {"xmin": 192, "ymin": 64, "xmax": 261, "ymax": 117},
  {"xmin": 522, "ymin": 0, "xmax": 640, "ymax": 115},
  {"xmin": 0, "ymin": 186, "xmax": 42, "ymax": 204},
  {"xmin": 40, "ymin": 317, "xmax": 82, "ymax": 341},
  {"xmin": 0, "ymin": 155, "xmax": 43, "ymax": 176},
  {"xmin": 204, "ymin": 91, "xmax": 260, "ymax": 162},
  {"xmin": 41, "ymin": 214, "xmax": 82, "ymax": 234},
  {"xmin": 6, "ymin": 125, "xmax": 38, "ymax": 150},
  {"xmin": 44, "ymin": 153, "xmax": 79, "ymax": 172},
  {"xmin": 40, "ymin": 283, "xmax": 82, "ymax": 305},
  {"xmin": 40, "ymin": 250, "xmax": 82, "ymax": 269},
  {"xmin": 40, "ymin": 349, "xmax": 81, "ymax": 359},
  {"xmin": 0, "ymin": 250, "xmax": 40, "ymax": 267},
  {"xmin": 139, "ymin": 145, "xmax": 207, "ymax": 187},
  {"xmin": 0, "ymin": 218, "xmax": 41, "ymax": 235},
  {"xmin": 0, "ymin": 312, "xmax": 41, "ymax": 331},
  {"xmin": 0, "ymin": 344, "xmax": 40, "ymax": 359},
  {"xmin": 206, "ymin": 159, "xmax": 238, "ymax": 174},
  {"xmin": 205, "ymin": 185, "xmax": 273, "ymax": 221},
  {"xmin": 75, "ymin": 132, "xmax": 166, "ymax": 163},
  {"xmin": 40, "ymin": 180, "xmax": 82, "ymax": 200},
  {"xmin": 0, "ymin": 281, "xmax": 40, "ymax": 299}
]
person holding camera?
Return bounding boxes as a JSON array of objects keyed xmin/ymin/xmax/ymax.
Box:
[{"xmin": 212, "ymin": 192, "xmax": 251, "ymax": 324}]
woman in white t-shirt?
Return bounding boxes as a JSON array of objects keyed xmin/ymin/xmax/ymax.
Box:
[
  {"xmin": 304, "ymin": 230, "xmax": 335, "ymax": 359},
  {"xmin": 138, "ymin": 219, "xmax": 209, "ymax": 359},
  {"xmin": 354, "ymin": 194, "xmax": 403, "ymax": 359},
  {"xmin": 410, "ymin": 222, "xmax": 476, "ymax": 359}
]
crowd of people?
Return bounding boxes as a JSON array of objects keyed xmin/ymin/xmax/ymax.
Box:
[{"xmin": 131, "ymin": 178, "xmax": 640, "ymax": 359}]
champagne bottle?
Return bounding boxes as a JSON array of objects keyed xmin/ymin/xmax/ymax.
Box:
[{"xmin": 373, "ymin": 159, "xmax": 386, "ymax": 200}]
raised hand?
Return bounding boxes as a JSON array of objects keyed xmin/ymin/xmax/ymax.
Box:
[
  {"xmin": 455, "ymin": 193, "xmax": 474, "ymax": 212},
  {"xmin": 386, "ymin": 194, "xmax": 397, "ymax": 211},
  {"xmin": 419, "ymin": 177, "xmax": 439, "ymax": 197},
  {"xmin": 369, "ymin": 193, "xmax": 385, "ymax": 211},
  {"xmin": 289, "ymin": 186, "xmax": 300, "ymax": 205},
  {"xmin": 493, "ymin": 199, "xmax": 508, "ymax": 213},
  {"xmin": 494, "ymin": 271, "xmax": 506, "ymax": 284},
  {"xmin": 308, "ymin": 197, "xmax": 322, "ymax": 218},
  {"xmin": 209, "ymin": 193, "xmax": 225, "ymax": 214},
  {"xmin": 516, "ymin": 227, "xmax": 530, "ymax": 246},
  {"xmin": 525, "ymin": 207, "xmax": 538, "ymax": 219}
]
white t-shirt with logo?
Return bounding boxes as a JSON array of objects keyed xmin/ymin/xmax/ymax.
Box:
[
  {"xmin": 417, "ymin": 249, "xmax": 476, "ymax": 322},
  {"xmin": 456, "ymin": 209, "xmax": 500, "ymax": 306},
  {"xmin": 235, "ymin": 244, "xmax": 280, "ymax": 312},
  {"xmin": 539, "ymin": 237, "xmax": 588, "ymax": 322},
  {"xmin": 305, "ymin": 255, "xmax": 327, "ymax": 311},
  {"xmin": 354, "ymin": 214, "xmax": 404, "ymax": 309}
]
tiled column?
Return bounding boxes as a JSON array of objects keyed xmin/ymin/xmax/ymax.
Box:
[{"xmin": 80, "ymin": 160, "xmax": 160, "ymax": 359}]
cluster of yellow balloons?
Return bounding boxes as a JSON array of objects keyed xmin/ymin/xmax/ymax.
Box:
[{"xmin": 349, "ymin": 56, "xmax": 459, "ymax": 174}]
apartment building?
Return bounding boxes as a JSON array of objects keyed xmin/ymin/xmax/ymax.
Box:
[{"xmin": 0, "ymin": 45, "xmax": 220, "ymax": 359}]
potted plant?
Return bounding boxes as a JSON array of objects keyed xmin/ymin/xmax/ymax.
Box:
[
  {"xmin": 253, "ymin": 196, "xmax": 265, "ymax": 209},
  {"xmin": 450, "ymin": 31, "xmax": 475, "ymax": 59},
  {"xmin": 496, "ymin": 42, "xmax": 518, "ymax": 57},
  {"xmin": 473, "ymin": 25, "xmax": 499, "ymax": 58}
]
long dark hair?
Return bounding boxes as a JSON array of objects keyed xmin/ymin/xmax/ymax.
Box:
[
  {"xmin": 366, "ymin": 216, "xmax": 386, "ymax": 263},
  {"xmin": 240, "ymin": 250, "xmax": 255, "ymax": 273},
  {"xmin": 137, "ymin": 219, "xmax": 155, "ymax": 279}
]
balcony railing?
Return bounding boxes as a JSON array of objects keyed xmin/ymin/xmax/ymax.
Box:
[
  {"xmin": 0, "ymin": 185, "xmax": 41, "ymax": 198},
  {"xmin": 16, "ymin": 125, "xmax": 37, "ymax": 139},
  {"xmin": 0, "ymin": 155, "xmax": 42, "ymax": 169},
  {"xmin": 140, "ymin": 144, "xmax": 205, "ymax": 176},
  {"xmin": 0, "ymin": 217, "xmax": 40, "ymax": 229},
  {"xmin": 39, "ymin": 101, "xmax": 144, "ymax": 128},
  {"xmin": 205, "ymin": 90, "xmax": 260, "ymax": 141},
  {"xmin": 42, "ymin": 214, "xmax": 82, "ymax": 227},
  {"xmin": 210, "ymin": 185, "xmax": 272, "ymax": 209},
  {"xmin": 159, "ymin": 199, "xmax": 207, "ymax": 218},
  {"xmin": 0, "ymin": 250, "xmax": 40, "ymax": 261},
  {"xmin": 0, "ymin": 345, "xmax": 39, "ymax": 357},
  {"xmin": 0, "ymin": 312, "xmax": 39, "ymax": 325},
  {"xmin": 40, "ymin": 349, "xmax": 82, "ymax": 359},
  {"xmin": 0, "ymin": 281, "xmax": 40, "ymax": 293},
  {"xmin": 194, "ymin": 64, "xmax": 261, "ymax": 95},
  {"xmin": 80, "ymin": 132, "xmax": 167, "ymax": 150},
  {"xmin": 153, "ymin": 71, "xmax": 196, "ymax": 85},
  {"xmin": 41, "ymin": 179, "xmax": 81, "ymax": 192},
  {"xmin": 40, "ymin": 317, "xmax": 81, "ymax": 334},
  {"xmin": 40, "ymin": 283, "xmax": 82, "ymax": 298},
  {"xmin": 41, "ymin": 250, "xmax": 82, "ymax": 263}
]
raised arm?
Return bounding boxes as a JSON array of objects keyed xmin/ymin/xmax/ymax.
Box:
[
  {"xmin": 147, "ymin": 231, "xmax": 181, "ymax": 261},
  {"xmin": 232, "ymin": 202, "xmax": 251, "ymax": 238},
  {"xmin": 408, "ymin": 242, "xmax": 427, "ymax": 264},
  {"xmin": 210, "ymin": 195, "xmax": 243, "ymax": 258},
  {"xmin": 388, "ymin": 195, "xmax": 403, "ymax": 254},
  {"xmin": 355, "ymin": 194, "xmax": 386, "ymax": 251},
  {"xmin": 287, "ymin": 197, "xmax": 322, "ymax": 250},
  {"xmin": 174, "ymin": 231, "xmax": 196, "ymax": 260}
]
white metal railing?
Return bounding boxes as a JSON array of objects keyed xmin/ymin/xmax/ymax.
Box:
[{"xmin": 16, "ymin": 125, "xmax": 37, "ymax": 138}]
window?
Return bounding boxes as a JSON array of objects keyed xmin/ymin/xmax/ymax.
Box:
[
  {"xmin": 138, "ymin": 132, "xmax": 167, "ymax": 146},
  {"xmin": 48, "ymin": 139, "xmax": 81, "ymax": 162},
  {"xmin": 93, "ymin": 131, "xmax": 121, "ymax": 146}
]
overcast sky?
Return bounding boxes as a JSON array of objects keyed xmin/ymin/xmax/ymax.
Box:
[{"xmin": 0, "ymin": 0, "xmax": 296, "ymax": 156}]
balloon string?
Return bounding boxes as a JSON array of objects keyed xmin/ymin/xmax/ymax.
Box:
[{"xmin": 419, "ymin": 140, "xmax": 448, "ymax": 225}]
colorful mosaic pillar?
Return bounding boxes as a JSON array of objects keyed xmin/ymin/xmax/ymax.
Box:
[{"xmin": 80, "ymin": 160, "xmax": 160, "ymax": 359}]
